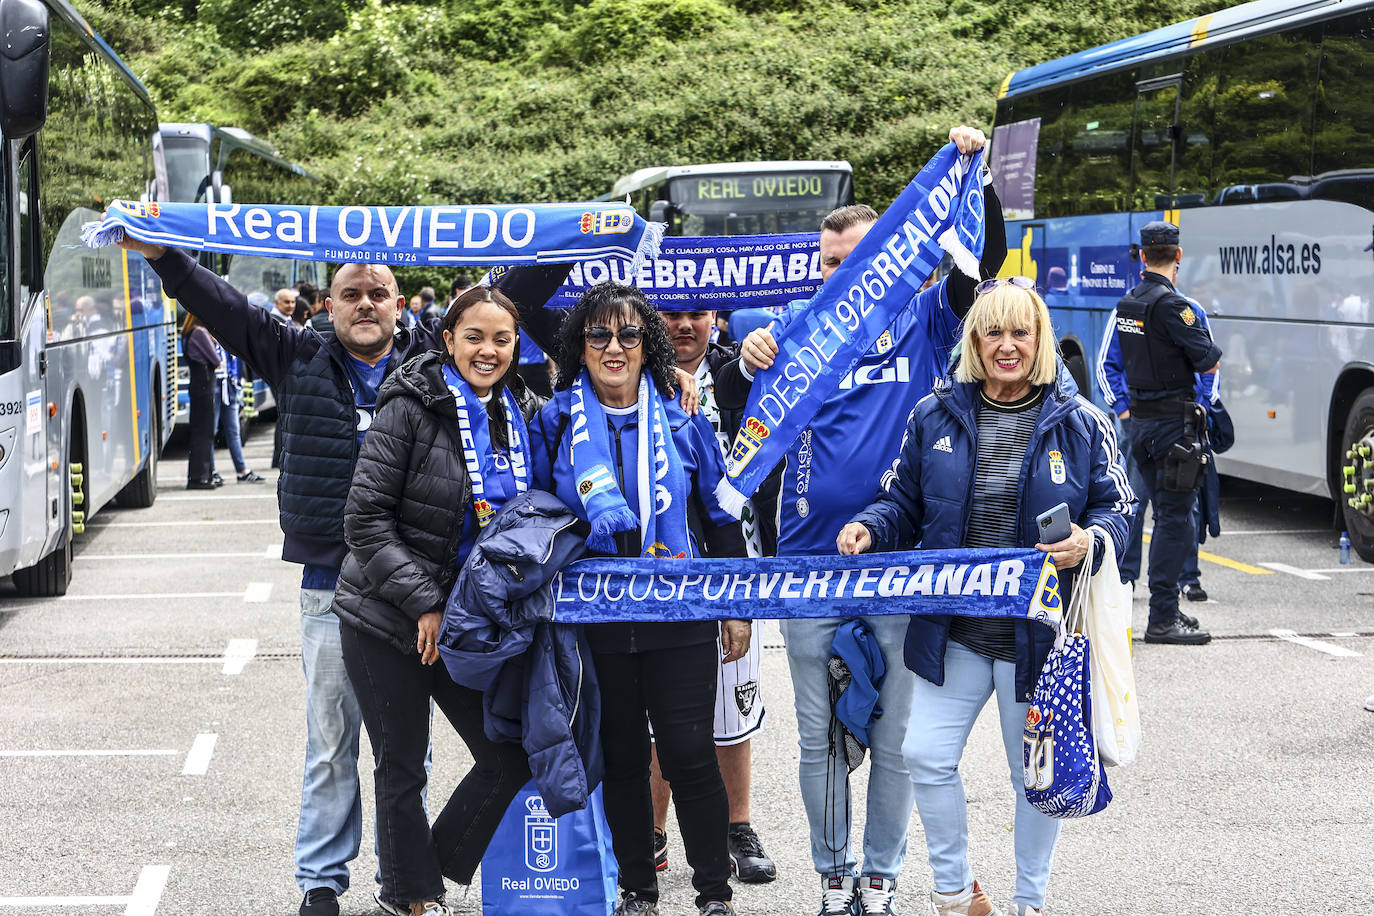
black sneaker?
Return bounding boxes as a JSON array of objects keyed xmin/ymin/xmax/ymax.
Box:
[
  {"xmin": 211, "ymin": 472, "xmax": 225, "ymax": 487},
  {"xmin": 299, "ymin": 887, "xmax": 339, "ymax": 916},
  {"xmin": 1182, "ymin": 583, "xmax": 1208, "ymax": 602},
  {"xmin": 1144, "ymin": 619, "xmax": 1211, "ymax": 645},
  {"xmin": 653, "ymin": 825, "xmax": 668, "ymax": 871},
  {"xmin": 727, "ymin": 822, "xmax": 776, "ymax": 883},
  {"xmin": 699, "ymin": 903, "xmax": 736, "ymax": 916},
  {"xmin": 613, "ymin": 891, "xmax": 661, "ymax": 915},
  {"xmin": 237, "ymin": 469, "xmax": 266, "ymax": 483},
  {"xmin": 186, "ymin": 478, "xmax": 217, "ymax": 490}
]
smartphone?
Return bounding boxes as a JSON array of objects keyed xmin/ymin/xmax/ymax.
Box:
[{"xmin": 1036, "ymin": 502, "xmax": 1072, "ymax": 544}]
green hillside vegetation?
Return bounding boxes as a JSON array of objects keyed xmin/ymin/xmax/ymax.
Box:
[{"xmin": 90, "ymin": 0, "xmax": 1219, "ymax": 217}]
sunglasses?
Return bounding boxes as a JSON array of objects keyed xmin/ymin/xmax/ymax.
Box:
[
  {"xmin": 584, "ymin": 325, "xmax": 644, "ymax": 350},
  {"xmin": 975, "ymin": 276, "xmax": 1037, "ymax": 295}
]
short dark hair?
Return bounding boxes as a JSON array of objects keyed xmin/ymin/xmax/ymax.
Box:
[
  {"xmin": 419, "ymin": 286, "xmax": 436, "ymax": 302},
  {"xmin": 552, "ymin": 283, "xmax": 677, "ymax": 395},
  {"xmin": 821, "ymin": 203, "xmax": 879, "ymax": 235},
  {"xmin": 1141, "ymin": 244, "xmax": 1180, "ymax": 268},
  {"xmin": 450, "ymin": 274, "xmax": 473, "ymax": 296}
]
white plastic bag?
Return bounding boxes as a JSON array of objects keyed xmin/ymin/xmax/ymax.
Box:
[{"xmin": 1083, "ymin": 526, "xmax": 1141, "ymax": 767}]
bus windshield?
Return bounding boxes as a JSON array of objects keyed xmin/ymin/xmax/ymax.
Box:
[
  {"xmin": 668, "ymin": 170, "xmax": 851, "ymax": 235},
  {"xmin": 162, "ymin": 136, "xmax": 211, "ymax": 203},
  {"xmin": 0, "ymin": 161, "xmax": 9, "ymax": 341}
]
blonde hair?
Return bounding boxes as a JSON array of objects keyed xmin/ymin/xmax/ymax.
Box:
[{"xmin": 954, "ymin": 283, "xmax": 1059, "ymax": 386}]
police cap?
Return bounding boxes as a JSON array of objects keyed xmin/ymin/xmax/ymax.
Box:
[{"xmin": 1139, "ymin": 221, "xmax": 1180, "ymax": 246}]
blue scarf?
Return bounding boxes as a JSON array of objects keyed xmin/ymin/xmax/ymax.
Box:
[
  {"xmin": 547, "ymin": 232, "xmax": 822, "ymax": 311},
  {"xmin": 715, "ymin": 145, "xmax": 986, "ymax": 513},
  {"xmin": 442, "ymin": 365, "xmax": 529, "ymax": 529},
  {"xmin": 82, "ymin": 200, "xmax": 663, "ymax": 270},
  {"xmin": 568, "ymin": 371, "xmax": 691, "ymax": 557},
  {"xmin": 549, "ymin": 547, "xmax": 1063, "ymax": 626}
]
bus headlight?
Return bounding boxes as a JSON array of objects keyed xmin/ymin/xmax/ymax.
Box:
[{"xmin": 0, "ymin": 426, "xmax": 15, "ymax": 470}]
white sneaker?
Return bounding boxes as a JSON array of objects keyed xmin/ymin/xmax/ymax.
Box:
[
  {"xmin": 418, "ymin": 903, "xmax": 454, "ymax": 916},
  {"xmin": 928, "ymin": 880, "xmax": 1003, "ymax": 916},
  {"xmin": 819, "ymin": 875, "xmax": 857, "ymax": 916},
  {"xmin": 374, "ymin": 890, "xmax": 407, "ymax": 916},
  {"xmin": 857, "ymin": 876, "xmax": 898, "ymax": 914},
  {"xmin": 1005, "ymin": 904, "xmax": 1045, "ymax": 916},
  {"xmin": 1365, "ymin": 694, "xmax": 1374, "ymax": 712}
]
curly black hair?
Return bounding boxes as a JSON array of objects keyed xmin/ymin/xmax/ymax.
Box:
[{"xmin": 552, "ymin": 283, "xmax": 678, "ymax": 395}]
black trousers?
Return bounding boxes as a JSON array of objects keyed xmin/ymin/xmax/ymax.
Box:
[
  {"xmin": 340, "ymin": 624, "xmax": 530, "ymax": 904},
  {"xmin": 1132, "ymin": 414, "xmax": 1200, "ymax": 628},
  {"xmin": 595, "ymin": 642, "xmax": 731, "ymax": 908},
  {"xmin": 186, "ymin": 362, "xmax": 216, "ymax": 484}
]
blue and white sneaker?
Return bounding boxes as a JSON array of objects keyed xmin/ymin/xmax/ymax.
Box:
[{"xmin": 819, "ymin": 875, "xmax": 858, "ymax": 916}]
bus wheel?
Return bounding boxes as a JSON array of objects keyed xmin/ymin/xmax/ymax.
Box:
[
  {"xmin": 1340, "ymin": 387, "xmax": 1374, "ymax": 563},
  {"xmin": 1065, "ymin": 353, "xmax": 1089, "ymax": 398},
  {"xmin": 12, "ymin": 444, "xmax": 76, "ymax": 597},
  {"xmin": 116, "ymin": 401, "xmax": 159, "ymax": 509}
]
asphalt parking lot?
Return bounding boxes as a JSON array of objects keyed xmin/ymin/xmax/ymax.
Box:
[{"xmin": 1, "ymin": 425, "xmax": 1371, "ymax": 914}]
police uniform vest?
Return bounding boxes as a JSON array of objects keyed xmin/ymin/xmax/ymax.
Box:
[{"xmin": 1114, "ymin": 278, "xmax": 1195, "ymax": 397}]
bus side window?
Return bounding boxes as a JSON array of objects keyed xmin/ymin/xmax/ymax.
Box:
[
  {"xmin": 1310, "ymin": 9, "xmax": 1374, "ymax": 209},
  {"xmin": 1060, "ymin": 72, "xmax": 1134, "ymax": 217},
  {"xmin": 1211, "ymin": 27, "xmax": 1321, "ymax": 196},
  {"xmin": 19, "ymin": 140, "xmax": 37, "ymax": 304},
  {"xmin": 1174, "ymin": 51, "xmax": 1220, "ymax": 206}
]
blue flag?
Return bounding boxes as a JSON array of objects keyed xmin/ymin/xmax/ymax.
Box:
[
  {"xmin": 82, "ymin": 199, "xmax": 664, "ymax": 269},
  {"xmin": 547, "ymin": 233, "xmax": 822, "ymax": 311},
  {"xmin": 548, "ymin": 546, "xmax": 1060, "ymax": 627},
  {"xmin": 714, "ymin": 146, "xmax": 985, "ymax": 512}
]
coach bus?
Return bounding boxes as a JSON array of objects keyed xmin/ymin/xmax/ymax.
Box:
[
  {"xmin": 1, "ymin": 0, "xmax": 174, "ymax": 595},
  {"xmin": 987, "ymin": 0, "xmax": 1374, "ymax": 561},
  {"xmin": 610, "ymin": 160, "xmax": 854, "ymax": 236},
  {"xmin": 156, "ymin": 122, "xmax": 326, "ymax": 425}
]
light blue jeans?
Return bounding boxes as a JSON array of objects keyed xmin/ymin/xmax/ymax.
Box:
[
  {"xmin": 782, "ymin": 615, "xmax": 915, "ymax": 880},
  {"xmin": 903, "ymin": 641, "xmax": 1061, "ymax": 909},
  {"xmin": 295, "ymin": 587, "xmax": 364, "ymax": 895}
]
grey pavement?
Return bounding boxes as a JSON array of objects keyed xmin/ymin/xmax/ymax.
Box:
[{"xmin": 1, "ymin": 424, "xmax": 1371, "ymax": 914}]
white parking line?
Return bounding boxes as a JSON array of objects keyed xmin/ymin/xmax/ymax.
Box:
[
  {"xmin": 1259, "ymin": 563, "xmax": 1330, "ymax": 580},
  {"xmin": 75, "ymin": 551, "xmax": 269, "ymax": 561},
  {"xmin": 57, "ymin": 592, "xmax": 246, "ymax": 601},
  {"xmin": 0, "ymin": 864, "xmax": 169, "ymax": 911},
  {"xmin": 263, "ymin": 542, "xmax": 282, "ymax": 558},
  {"xmin": 0, "ymin": 657, "xmax": 227, "ymax": 665},
  {"xmin": 85, "ymin": 519, "xmax": 279, "ymax": 528},
  {"xmin": 182, "ymin": 733, "xmax": 217, "ymax": 775},
  {"xmin": 1216, "ymin": 528, "xmax": 1331, "ymax": 535},
  {"xmin": 159, "ymin": 494, "xmax": 276, "ymax": 501},
  {"xmin": 0, "ymin": 749, "xmax": 178, "ymax": 757},
  {"xmin": 222, "ymin": 638, "xmax": 258, "ymax": 674},
  {"xmin": 1308, "ymin": 566, "xmax": 1374, "ymax": 573},
  {"xmin": 243, "ymin": 582, "xmax": 272, "ymax": 603},
  {"xmin": 1270, "ymin": 628, "xmax": 1363, "ymax": 657}
]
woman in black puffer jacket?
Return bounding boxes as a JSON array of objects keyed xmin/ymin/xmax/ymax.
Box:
[{"xmin": 333, "ymin": 286, "xmax": 540, "ymax": 915}]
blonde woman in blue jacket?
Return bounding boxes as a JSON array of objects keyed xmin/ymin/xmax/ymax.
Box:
[{"xmin": 839, "ymin": 278, "xmax": 1133, "ymax": 916}]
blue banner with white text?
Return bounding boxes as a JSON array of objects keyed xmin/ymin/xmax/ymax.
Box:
[
  {"xmin": 82, "ymin": 199, "xmax": 663, "ymax": 268},
  {"xmin": 714, "ymin": 146, "xmax": 985, "ymax": 513},
  {"xmin": 548, "ymin": 233, "xmax": 822, "ymax": 311},
  {"xmin": 548, "ymin": 547, "xmax": 1061, "ymax": 627}
]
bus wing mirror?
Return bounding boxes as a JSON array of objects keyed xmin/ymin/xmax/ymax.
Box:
[
  {"xmin": 0, "ymin": 0, "xmax": 51, "ymax": 140},
  {"xmin": 648, "ymin": 199, "xmax": 674, "ymax": 223}
]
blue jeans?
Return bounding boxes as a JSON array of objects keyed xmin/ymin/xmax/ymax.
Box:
[
  {"xmin": 904, "ymin": 642, "xmax": 1061, "ymax": 909},
  {"xmin": 296, "ymin": 587, "xmax": 364, "ymax": 895},
  {"xmin": 212, "ymin": 395, "xmax": 247, "ymax": 476},
  {"xmin": 782, "ymin": 615, "xmax": 915, "ymax": 880}
]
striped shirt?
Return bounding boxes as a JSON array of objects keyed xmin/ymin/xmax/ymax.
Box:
[{"xmin": 949, "ymin": 386, "xmax": 1044, "ymax": 662}]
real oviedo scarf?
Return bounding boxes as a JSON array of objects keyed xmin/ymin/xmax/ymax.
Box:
[
  {"xmin": 442, "ymin": 365, "xmax": 529, "ymax": 529},
  {"xmin": 567, "ymin": 371, "xmax": 692, "ymax": 557}
]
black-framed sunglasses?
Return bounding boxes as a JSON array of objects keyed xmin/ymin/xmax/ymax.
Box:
[
  {"xmin": 584, "ymin": 325, "xmax": 644, "ymax": 350},
  {"xmin": 975, "ymin": 276, "xmax": 1036, "ymax": 296}
]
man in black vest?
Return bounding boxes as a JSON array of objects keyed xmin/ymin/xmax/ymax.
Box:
[
  {"xmin": 1114, "ymin": 221, "xmax": 1220, "ymax": 645},
  {"xmin": 115, "ymin": 233, "xmax": 565, "ymax": 916}
]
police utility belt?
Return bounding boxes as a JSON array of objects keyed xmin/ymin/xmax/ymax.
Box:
[{"xmin": 1132, "ymin": 395, "xmax": 1209, "ymax": 492}]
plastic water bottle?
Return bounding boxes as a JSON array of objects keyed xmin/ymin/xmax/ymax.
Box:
[{"xmin": 1340, "ymin": 531, "xmax": 1351, "ymax": 565}]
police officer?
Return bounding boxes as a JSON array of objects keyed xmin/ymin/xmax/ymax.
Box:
[{"xmin": 1115, "ymin": 221, "xmax": 1220, "ymax": 645}]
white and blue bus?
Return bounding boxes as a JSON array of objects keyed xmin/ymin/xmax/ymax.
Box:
[
  {"xmin": 611, "ymin": 160, "xmax": 854, "ymax": 236},
  {"xmin": 156, "ymin": 122, "xmax": 326, "ymax": 426},
  {"xmin": 1, "ymin": 0, "xmax": 174, "ymax": 595},
  {"xmin": 988, "ymin": 0, "xmax": 1374, "ymax": 560}
]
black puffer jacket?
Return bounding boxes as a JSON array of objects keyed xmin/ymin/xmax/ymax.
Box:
[{"xmin": 333, "ymin": 350, "xmax": 543, "ymax": 653}]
